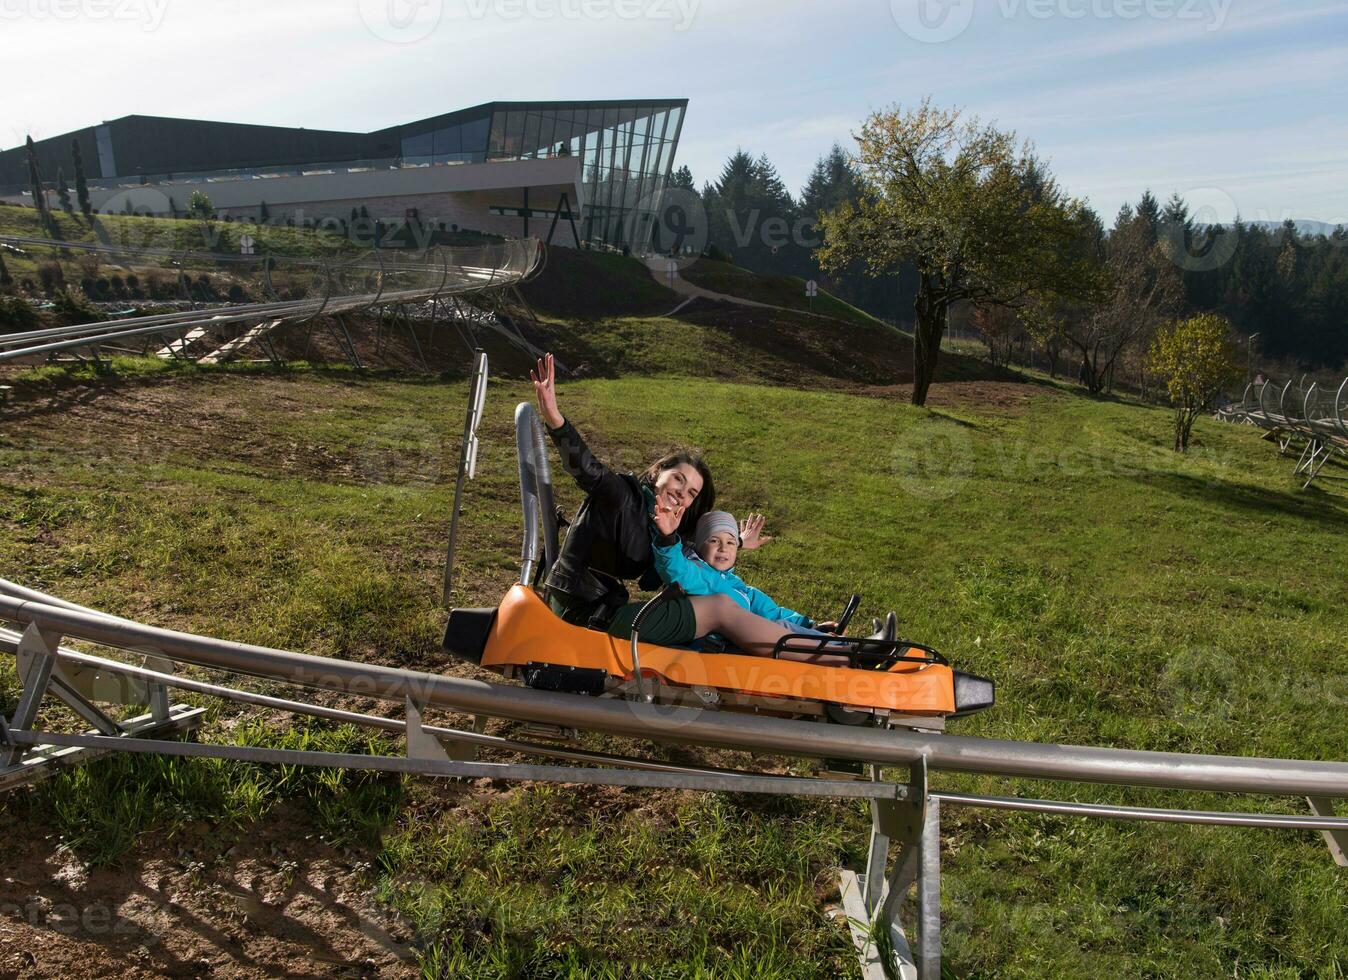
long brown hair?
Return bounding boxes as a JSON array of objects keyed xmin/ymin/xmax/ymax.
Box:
[{"xmin": 638, "ymin": 451, "xmax": 715, "ymax": 538}]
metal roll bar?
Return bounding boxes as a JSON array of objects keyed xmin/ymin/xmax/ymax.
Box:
[{"xmin": 514, "ymin": 402, "xmax": 544, "ymax": 586}]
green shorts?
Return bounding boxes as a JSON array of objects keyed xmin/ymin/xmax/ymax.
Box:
[{"xmin": 550, "ymin": 592, "xmax": 698, "ymax": 647}]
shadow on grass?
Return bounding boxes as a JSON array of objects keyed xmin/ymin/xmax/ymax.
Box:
[{"xmin": 1131, "ymin": 468, "xmax": 1348, "ymax": 530}]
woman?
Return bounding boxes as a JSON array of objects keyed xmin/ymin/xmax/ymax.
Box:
[{"xmin": 532, "ymin": 353, "xmax": 841, "ymax": 660}]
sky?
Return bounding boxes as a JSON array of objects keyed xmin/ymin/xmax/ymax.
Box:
[{"xmin": 3, "ymin": 0, "xmax": 1345, "ymax": 227}]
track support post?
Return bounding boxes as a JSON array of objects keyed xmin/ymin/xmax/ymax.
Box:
[
  {"xmin": 838, "ymin": 758, "xmax": 939, "ymax": 980},
  {"xmin": 405, "ymin": 697, "xmax": 475, "ymax": 764},
  {"xmin": 2, "ymin": 623, "xmax": 60, "ymax": 767},
  {"xmin": 1308, "ymin": 798, "xmax": 1348, "ymax": 868}
]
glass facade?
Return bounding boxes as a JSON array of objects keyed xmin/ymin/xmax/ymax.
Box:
[
  {"xmin": 398, "ymin": 100, "xmax": 686, "ymax": 251},
  {"xmin": 399, "ymin": 114, "xmax": 491, "ymax": 167}
]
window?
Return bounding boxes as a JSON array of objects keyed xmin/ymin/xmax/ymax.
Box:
[
  {"xmin": 522, "ymin": 111, "xmax": 542, "ymax": 158},
  {"xmin": 460, "ymin": 116, "xmax": 489, "ymax": 154},
  {"xmin": 504, "ymin": 112, "xmax": 526, "ymax": 158},
  {"xmin": 94, "ymin": 125, "xmax": 117, "ymax": 178},
  {"xmin": 402, "ymin": 131, "xmax": 433, "ymax": 163}
]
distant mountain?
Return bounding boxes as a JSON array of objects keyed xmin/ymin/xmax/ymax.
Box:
[{"xmin": 1232, "ymin": 219, "xmax": 1345, "ymax": 237}]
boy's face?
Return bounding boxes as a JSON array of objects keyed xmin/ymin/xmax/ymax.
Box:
[{"xmin": 698, "ymin": 531, "xmax": 738, "ymax": 571}]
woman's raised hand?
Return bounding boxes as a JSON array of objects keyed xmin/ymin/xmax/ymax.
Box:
[
  {"xmin": 531, "ymin": 353, "xmax": 564, "ymax": 429},
  {"xmin": 738, "ymin": 513, "xmax": 773, "ymax": 550},
  {"xmin": 652, "ymin": 490, "xmax": 685, "ymax": 537}
]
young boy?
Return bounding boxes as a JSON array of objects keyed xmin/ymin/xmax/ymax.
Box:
[{"xmin": 651, "ymin": 510, "xmax": 831, "ymax": 633}]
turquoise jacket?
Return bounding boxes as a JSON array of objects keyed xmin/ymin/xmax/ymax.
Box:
[{"xmin": 651, "ymin": 535, "xmax": 813, "ymax": 628}]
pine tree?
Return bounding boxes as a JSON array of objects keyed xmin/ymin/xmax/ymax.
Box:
[
  {"xmin": 668, "ymin": 165, "xmax": 695, "ymax": 191},
  {"xmin": 1134, "ymin": 190, "xmax": 1161, "ymax": 246},
  {"xmin": 260, "ymin": 200, "xmax": 270, "ymax": 222},
  {"xmin": 56, "ymin": 168, "xmax": 73, "ymax": 214},
  {"xmin": 71, "ymin": 138, "xmax": 92, "ymax": 219},
  {"xmin": 799, "ymin": 144, "xmax": 860, "ymax": 219},
  {"xmin": 704, "ymin": 149, "xmax": 799, "ymax": 272},
  {"xmin": 25, "ymin": 136, "xmax": 48, "ymax": 221}
]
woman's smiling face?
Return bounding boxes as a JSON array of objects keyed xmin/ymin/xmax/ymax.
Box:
[{"xmin": 654, "ymin": 462, "xmax": 704, "ymax": 511}]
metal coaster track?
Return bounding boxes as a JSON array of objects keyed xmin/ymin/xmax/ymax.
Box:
[
  {"xmin": 1220, "ymin": 374, "xmax": 1348, "ymax": 488},
  {"xmin": 0, "ymin": 235, "xmax": 544, "ymax": 366}
]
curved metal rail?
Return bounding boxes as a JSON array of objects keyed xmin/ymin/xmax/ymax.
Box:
[
  {"xmin": 1217, "ymin": 373, "xmax": 1348, "ymax": 488},
  {"xmin": 0, "ymin": 236, "xmax": 540, "ymax": 365}
]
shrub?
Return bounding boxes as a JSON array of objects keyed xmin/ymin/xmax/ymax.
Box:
[
  {"xmin": 1147, "ymin": 312, "xmax": 1242, "ymax": 452},
  {"xmin": 227, "ymin": 283, "xmax": 247, "ymax": 303},
  {"xmin": 36, "ymin": 261, "xmax": 65, "ymax": 296},
  {"xmin": 0, "ymin": 295, "xmax": 38, "ymax": 332},
  {"xmin": 51, "ymin": 288, "xmax": 105, "ymax": 325}
]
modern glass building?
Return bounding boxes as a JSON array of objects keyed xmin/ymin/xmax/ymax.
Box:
[
  {"xmin": 388, "ymin": 100, "xmax": 686, "ymax": 248},
  {"xmin": 1, "ymin": 99, "xmax": 688, "ymax": 251}
]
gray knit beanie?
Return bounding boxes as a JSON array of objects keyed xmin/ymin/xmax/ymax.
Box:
[{"xmin": 694, "ymin": 510, "xmax": 738, "ymax": 548}]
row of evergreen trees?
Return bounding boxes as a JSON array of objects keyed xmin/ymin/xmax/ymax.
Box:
[{"xmin": 676, "ymin": 147, "xmax": 1347, "ymax": 371}]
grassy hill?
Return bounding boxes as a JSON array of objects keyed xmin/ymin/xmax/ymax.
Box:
[
  {"xmin": 1, "ymin": 355, "xmax": 1346, "ymax": 976},
  {"xmin": 679, "ymin": 258, "xmax": 885, "ymax": 328},
  {"xmin": 519, "ymin": 245, "xmax": 677, "ymax": 319}
]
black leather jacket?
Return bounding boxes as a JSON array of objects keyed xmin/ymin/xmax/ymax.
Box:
[{"xmin": 543, "ymin": 417, "xmax": 663, "ymax": 614}]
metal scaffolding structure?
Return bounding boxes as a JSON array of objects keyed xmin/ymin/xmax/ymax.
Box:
[
  {"xmin": 0, "ymin": 235, "xmax": 545, "ymax": 369},
  {"xmin": 1219, "ymin": 376, "xmax": 1348, "ymax": 488}
]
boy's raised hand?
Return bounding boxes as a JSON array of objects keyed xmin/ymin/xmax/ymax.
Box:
[{"xmin": 739, "ymin": 513, "xmax": 773, "ymax": 550}]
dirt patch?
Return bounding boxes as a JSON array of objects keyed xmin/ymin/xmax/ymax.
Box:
[
  {"xmin": 0, "ymin": 805, "xmax": 416, "ymax": 980},
  {"xmin": 851, "ymin": 379, "xmax": 1063, "ymax": 413},
  {"xmin": 0, "ymin": 373, "xmax": 396, "ymax": 485}
]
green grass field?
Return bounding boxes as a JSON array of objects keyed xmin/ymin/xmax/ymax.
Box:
[{"xmin": 2, "ymin": 347, "xmax": 1346, "ymax": 976}]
